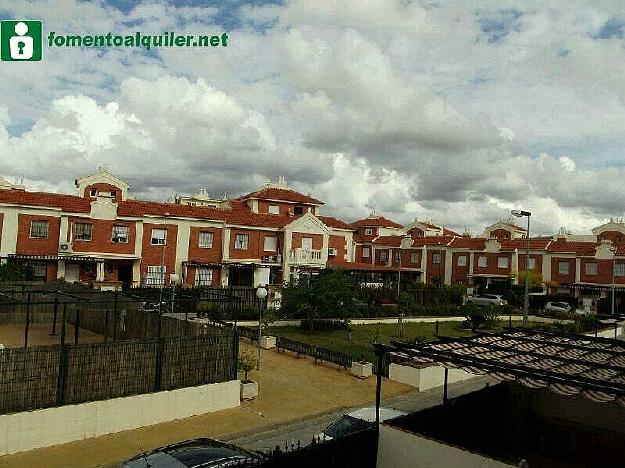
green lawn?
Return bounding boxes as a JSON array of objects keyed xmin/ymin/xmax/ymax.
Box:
[{"xmin": 267, "ymin": 321, "xmax": 476, "ymax": 363}]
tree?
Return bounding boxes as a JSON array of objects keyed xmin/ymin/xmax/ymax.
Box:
[
  {"xmin": 237, "ymin": 350, "xmax": 257, "ymax": 383},
  {"xmin": 280, "ymin": 268, "xmax": 362, "ymax": 333},
  {"xmin": 0, "ymin": 261, "xmax": 31, "ymax": 281}
]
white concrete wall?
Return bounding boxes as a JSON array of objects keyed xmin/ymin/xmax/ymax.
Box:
[
  {"xmin": 388, "ymin": 363, "xmax": 478, "ymax": 391},
  {"xmin": 377, "ymin": 424, "xmax": 514, "ymax": 468},
  {"xmin": 0, "ymin": 379, "xmax": 240, "ymax": 456}
]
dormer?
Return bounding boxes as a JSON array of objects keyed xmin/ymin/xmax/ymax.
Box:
[
  {"xmin": 237, "ymin": 177, "xmax": 324, "ymax": 215},
  {"xmin": 75, "ymin": 168, "xmax": 130, "ymax": 203},
  {"xmin": 479, "ymin": 219, "xmax": 526, "ymax": 240},
  {"xmin": 592, "ymin": 218, "xmax": 625, "ymax": 244}
]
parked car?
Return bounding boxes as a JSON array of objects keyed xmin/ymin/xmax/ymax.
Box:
[
  {"xmin": 110, "ymin": 438, "xmax": 263, "ymax": 467},
  {"xmin": 465, "ymin": 294, "xmax": 508, "ymax": 306},
  {"xmin": 317, "ymin": 407, "xmax": 407, "ymax": 441},
  {"xmin": 544, "ymin": 301, "xmax": 573, "ymax": 314}
]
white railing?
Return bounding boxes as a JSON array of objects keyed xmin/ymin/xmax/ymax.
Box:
[{"xmin": 289, "ymin": 248, "xmax": 324, "ymax": 264}]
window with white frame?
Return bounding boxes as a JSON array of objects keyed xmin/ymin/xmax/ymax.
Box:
[
  {"xmin": 365, "ymin": 228, "xmax": 373, "ymax": 236},
  {"xmin": 268, "ymin": 205, "xmax": 280, "ymax": 215},
  {"xmin": 585, "ymin": 262, "xmax": 598, "ymax": 275},
  {"xmin": 146, "ymin": 265, "xmax": 166, "ymax": 285},
  {"xmin": 235, "ymin": 234, "xmax": 249, "ymax": 250},
  {"xmin": 395, "ymin": 251, "xmax": 401, "ymax": 261},
  {"xmin": 457, "ymin": 255, "xmax": 467, "ymax": 267},
  {"xmin": 615, "ymin": 262, "xmax": 625, "ymax": 277},
  {"xmin": 73, "ymin": 222, "xmax": 93, "ymax": 241},
  {"xmin": 411, "ymin": 252, "xmax": 419, "ymax": 263},
  {"xmin": 264, "ymin": 236, "xmax": 277, "ymax": 251},
  {"xmin": 498, "ymin": 256, "xmax": 509, "ymax": 269},
  {"xmin": 363, "ymin": 247, "xmax": 370, "ymax": 258},
  {"xmin": 26, "ymin": 262, "xmax": 46, "ymax": 279},
  {"xmin": 30, "ymin": 220, "xmax": 49, "ymax": 239},
  {"xmin": 194, "ymin": 267, "xmax": 213, "ymax": 287},
  {"xmin": 199, "ymin": 231, "xmax": 213, "ymax": 248},
  {"xmin": 478, "ymin": 255, "xmax": 487, "ymax": 268},
  {"xmin": 380, "ymin": 250, "xmax": 388, "ymax": 262},
  {"xmin": 151, "ymin": 228, "xmax": 167, "ymax": 245},
  {"xmin": 527, "ymin": 257, "xmax": 536, "ymax": 270},
  {"xmin": 432, "ymin": 253, "xmax": 441, "ymax": 264},
  {"xmin": 558, "ymin": 261, "xmax": 569, "ymax": 275},
  {"xmin": 112, "ymin": 225, "xmax": 129, "ymax": 243}
]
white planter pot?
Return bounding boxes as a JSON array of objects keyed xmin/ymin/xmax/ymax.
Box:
[
  {"xmin": 259, "ymin": 335, "xmax": 276, "ymax": 349},
  {"xmin": 240, "ymin": 381, "xmax": 259, "ymax": 400},
  {"xmin": 351, "ymin": 361, "xmax": 373, "ymax": 379}
]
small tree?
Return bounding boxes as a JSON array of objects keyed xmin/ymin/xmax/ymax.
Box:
[
  {"xmin": 237, "ymin": 350, "xmax": 257, "ymax": 383},
  {"xmin": 461, "ymin": 304, "xmax": 501, "ymax": 331}
]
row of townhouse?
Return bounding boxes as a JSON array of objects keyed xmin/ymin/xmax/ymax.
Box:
[{"xmin": 1, "ymin": 168, "xmax": 624, "ymax": 311}]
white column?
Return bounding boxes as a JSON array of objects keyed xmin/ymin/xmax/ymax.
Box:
[
  {"xmin": 222, "ymin": 227, "xmax": 231, "ymax": 261},
  {"xmin": 511, "ymin": 249, "xmax": 519, "ymax": 285},
  {"xmin": 96, "ymin": 261, "xmax": 105, "ymax": 282},
  {"xmin": 542, "ymin": 253, "xmax": 551, "ymax": 282},
  {"xmin": 0, "ymin": 208, "xmax": 19, "ymax": 256},
  {"xmin": 132, "ymin": 259, "xmax": 141, "ymax": 285},
  {"xmin": 575, "ymin": 257, "xmax": 581, "ymax": 283},
  {"xmin": 420, "ymin": 246, "xmax": 427, "ymax": 283},
  {"xmin": 444, "ymin": 248, "xmax": 453, "ymax": 285},
  {"xmin": 175, "ymin": 221, "xmax": 190, "ymax": 278},
  {"xmin": 57, "ymin": 260, "xmax": 66, "ymax": 279},
  {"xmin": 282, "ymin": 230, "xmax": 292, "ymax": 283}
]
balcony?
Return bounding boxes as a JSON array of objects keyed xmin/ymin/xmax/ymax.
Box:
[{"xmin": 289, "ymin": 248, "xmax": 324, "ymax": 265}]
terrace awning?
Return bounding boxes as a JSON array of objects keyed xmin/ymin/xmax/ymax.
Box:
[{"xmin": 377, "ymin": 328, "xmax": 625, "ymax": 405}]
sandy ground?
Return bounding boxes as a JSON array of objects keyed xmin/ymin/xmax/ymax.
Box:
[
  {"xmin": 0, "ymin": 341, "xmax": 413, "ymax": 468},
  {"xmin": 0, "ymin": 323, "xmax": 104, "ymax": 348}
]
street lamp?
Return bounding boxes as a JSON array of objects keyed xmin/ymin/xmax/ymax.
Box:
[
  {"xmin": 255, "ymin": 285, "xmax": 268, "ymax": 370},
  {"xmin": 158, "ymin": 212, "xmax": 170, "ymax": 338},
  {"xmin": 397, "ymin": 235, "xmax": 413, "ymax": 300},
  {"xmin": 610, "ymin": 246, "xmax": 617, "ymax": 317},
  {"xmin": 511, "ymin": 210, "xmax": 531, "ymax": 327}
]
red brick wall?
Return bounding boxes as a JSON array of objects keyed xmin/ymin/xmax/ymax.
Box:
[
  {"xmin": 579, "ymin": 258, "xmax": 621, "ymax": 284},
  {"xmin": 374, "ymin": 248, "xmax": 389, "ymax": 265},
  {"xmin": 472, "ymin": 252, "xmax": 512, "ymax": 276},
  {"xmin": 46, "ymin": 262, "xmax": 58, "ymax": 282},
  {"xmin": 69, "ymin": 218, "xmax": 135, "ymax": 254},
  {"xmin": 140, "ymin": 223, "xmax": 178, "ymax": 281},
  {"xmin": 291, "ymin": 233, "xmax": 323, "ymax": 250},
  {"xmin": 327, "ymin": 235, "xmax": 347, "ymax": 264},
  {"xmin": 184, "ymin": 265, "xmax": 221, "ymax": 287},
  {"xmin": 257, "ymin": 201, "xmax": 316, "ymax": 215},
  {"xmin": 409, "ymin": 228, "xmax": 424, "ymax": 238},
  {"xmin": 229, "ymin": 229, "xmax": 263, "ymax": 259},
  {"xmin": 518, "ymin": 254, "xmax": 543, "ymax": 274},
  {"xmin": 355, "ymin": 244, "xmax": 373, "ymax": 263},
  {"xmin": 451, "ymin": 252, "xmax": 470, "ymax": 284},
  {"xmin": 83, "ymin": 183, "xmax": 123, "ymax": 202},
  {"xmin": 490, "ymin": 229, "xmax": 512, "ymax": 240},
  {"xmin": 551, "ymin": 257, "xmax": 576, "ymax": 284},
  {"xmin": 597, "ymin": 231, "xmax": 625, "ymax": 243},
  {"xmin": 389, "ymin": 249, "xmax": 420, "ymax": 268},
  {"xmin": 188, "ymin": 227, "xmax": 223, "ymax": 263},
  {"xmin": 0, "ymin": 213, "xmax": 3, "ymax": 250},
  {"xmin": 16, "ymin": 214, "xmax": 60, "ymax": 255},
  {"xmin": 426, "ymin": 249, "xmax": 445, "ymax": 285}
]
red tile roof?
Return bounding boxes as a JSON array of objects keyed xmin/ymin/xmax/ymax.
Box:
[
  {"xmin": 547, "ymin": 240, "xmax": 597, "ymax": 256},
  {"xmin": 318, "ymin": 216, "xmax": 353, "ymax": 231},
  {"xmin": 372, "ymin": 235, "xmax": 410, "ymax": 247},
  {"xmin": 0, "ymin": 189, "xmax": 91, "ymax": 213},
  {"xmin": 350, "ymin": 216, "xmax": 403, "ymax": 229},
  {"xmin": 447, "ymin": 237, "xmax": 485, "ymax": 249},
  {"xmin": 238, "ymin": 187, "xmax": 323, "ymax": 205},
  {"xmin": 443, "ymin": 227, "xmax": 461, "ymax": 236}
]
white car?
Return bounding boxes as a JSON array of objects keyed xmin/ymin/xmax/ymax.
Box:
[
  {"xmin": 317, "ymin": 407, "xmax": 407, "ymax": 441},
  {"xmin": 544, "ymin": 301, "xmax": 573, "ymax": 314},
  {"xmin": 465, "ymin": 294, "xmax": 508, "ymax": 306}
]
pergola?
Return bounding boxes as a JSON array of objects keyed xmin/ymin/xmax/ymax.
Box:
[{"xmin": 374, "ymin": 327, "xmax": 625, "ymax": 422}]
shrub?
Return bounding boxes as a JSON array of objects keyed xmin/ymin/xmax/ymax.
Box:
[
  {"xmin": 237, "ymin": 350, "xmax": 257, "ymax": 383},
  {"xmin": 300, "ymin": 319, "xmax": 350, "ymax": 332},
  {"xmin": 461, "ymin": 304, "xmax": 501, "ymax": 331}
]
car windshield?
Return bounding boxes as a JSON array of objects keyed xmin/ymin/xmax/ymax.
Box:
[
  {"xmin": 121, "ymin": 442, "xmax": 250, "ymax": 467},
  {"xmin": 323, "ymin": 415, "xmax": 372, "ymax": 439}
]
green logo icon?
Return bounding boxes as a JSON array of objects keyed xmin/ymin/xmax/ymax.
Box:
[{"xmin": 1, "ymin": 20, "xmax": 42, "ymax": 61}]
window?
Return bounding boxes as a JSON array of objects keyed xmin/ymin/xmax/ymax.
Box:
[
  {"xmin": 151, "ymin": 228, "xmax": 166, "ymax": 245},
  {"xmin": 498, "ymin": 257, "xmax": 509, "ymax": 269},
  {"xmin": 268, "ymin": 205, "xmax": 280, "ymax": 215},
  {"xmin": 395, "ymin": 251, "xmax": 401, "ymax": 261},
  {"xmin": 30, "ymin": 220, "xmax": 49, "ymax": 239},
  {"xmin": 478, "ymin": 255, "xmax": 487, "ymax": 268},
  {"xmin": 25, "ymin": 262, "xmax": 46, "ymax": 279},
  {"xmin": 146, "ymin": 265, "xmax": 165, "ymax": 286},
  {"xmin": 380, "ymin": 250, "xmax": 388, "ymax": 262},
  {"xmin": 90, "ymin": 188, "xmax": 97, "ymax": 197},
  {"xmin": 235, "ymin": 234, "xmax": 249, "ymax": 250},
  {"xmin": 457, "ymin": 255, "xmax": 467, "ymax": 267},
  {"xmin": 615, "ymin": 263, "xmax": 625, "ymax": 277},
  {"xmin": 302, "ymin": 237, "xmax": 313, "ymax": 251},
  {"xmin": 411, "ymin": 252, "xmax": 419, "ymax": 264},
  {"xmin": 199, "ymin": 232, "xmax": 213, "ymax": 248},
  {"xmin": 73, "ymin": 222, "xmax": 93, "ymax": 241},
  {"xmin": 363, "ymin": 247, "xmax": 370, "ymax": 258},
  {"xmin": 432, "ymin": 253, "xmax": 441, "ymax": 264},
  {"xmin": 194, "ymin": 267, "xmax": 213, "ymax": 287},
  {"xmin": 585, "ymin": 262, "xmax": 598, "ymax": 275},
  {"xmin": 112, "ymin": 225, "xmax": 129, "ymax": 243},
  {"xmin": 558, "ymin": 261, "xmax": 569, "ymax": 275},
  {"xmin": 365, "ymin": 228, "xmax": 373, "ymax": 236},
  {"xmin": 527, "ymin": 257, "xmax": 536, "ymax": 270},
  {"xmin": 294, "ymin": 206, "xmax": 304, "ymax": 215},
  {"xmin": 264, "ymin": 236, "xmax": 277, "ymax": 251}
]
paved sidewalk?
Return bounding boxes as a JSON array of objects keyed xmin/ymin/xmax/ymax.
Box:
[{"xmin": 0, "ymin": 342, "xmax": 412, "ymax": 468}]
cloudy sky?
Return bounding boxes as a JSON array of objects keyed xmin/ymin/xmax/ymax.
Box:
[{"xmin": 1, "ymin": 0, "xmax": 624, "ymax": 235}]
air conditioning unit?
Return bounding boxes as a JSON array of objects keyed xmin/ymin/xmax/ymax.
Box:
[
  {"xmin": 328, "ymin": 248, "xmax": 338, "ymax": 256},
  {"xmin": 262, "ymin": 255, "xmax": 271, "ymax": 262},
  {"xmin": 59, "ymin": 242, "xmax": 72, "ymax": 253}
]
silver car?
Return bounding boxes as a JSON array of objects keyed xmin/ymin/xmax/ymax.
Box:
[
  {"xmin": 544, "ymin": 301, "xmax": 572, "ymax": 314},
  {"xmin": 465, "ymin": 294, "xmax": 507, "ymax": 306},
  {"xmin": 317, "ymin": 407, "xmax": 407, "ymax": 441}
]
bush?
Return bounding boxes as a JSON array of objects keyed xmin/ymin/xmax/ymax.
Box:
[
  {"xmin": 460, "ymin": 304, "xmax": 501, "ymax": 331},
  {"xmin": 300, "ymin": 319, "xmax": 350, "ymax": 332},
  {"xmin": 237, "ymin": 350, "xmax": 257, "ymax": 382}
]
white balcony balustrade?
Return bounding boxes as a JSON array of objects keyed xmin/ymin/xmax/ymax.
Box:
[{"xmin": 289, "ymin": 248, "xmax": 324, "ymax": 265}]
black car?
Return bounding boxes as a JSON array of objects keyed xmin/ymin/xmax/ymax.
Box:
[{"xmin": 110, "ymin": 438, "xmax": 263, "ymax": 467}]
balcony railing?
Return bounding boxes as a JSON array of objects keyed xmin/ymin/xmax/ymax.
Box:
[{"xmin": 289, "ymin": 248, "xmax": 324, "ymax": 265}]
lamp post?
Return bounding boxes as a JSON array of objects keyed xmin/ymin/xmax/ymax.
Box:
[
  {"xmin": 256, "ymin": 285, "xmax": 268, "ymax": 370},
  {"xmin": 511, "ymin": 210, "xmax": 531, "ymax": 327},
  {"xmin": 397, "ymin": 235, "xmax": 413, "ymax": 301},
  {"xmin": 158, "ymin": 212, "xmax": 170, "ymax": 331},
  {"xmin": 610, "ymin": 246, "xmax": 617, "ymax": 317}
]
